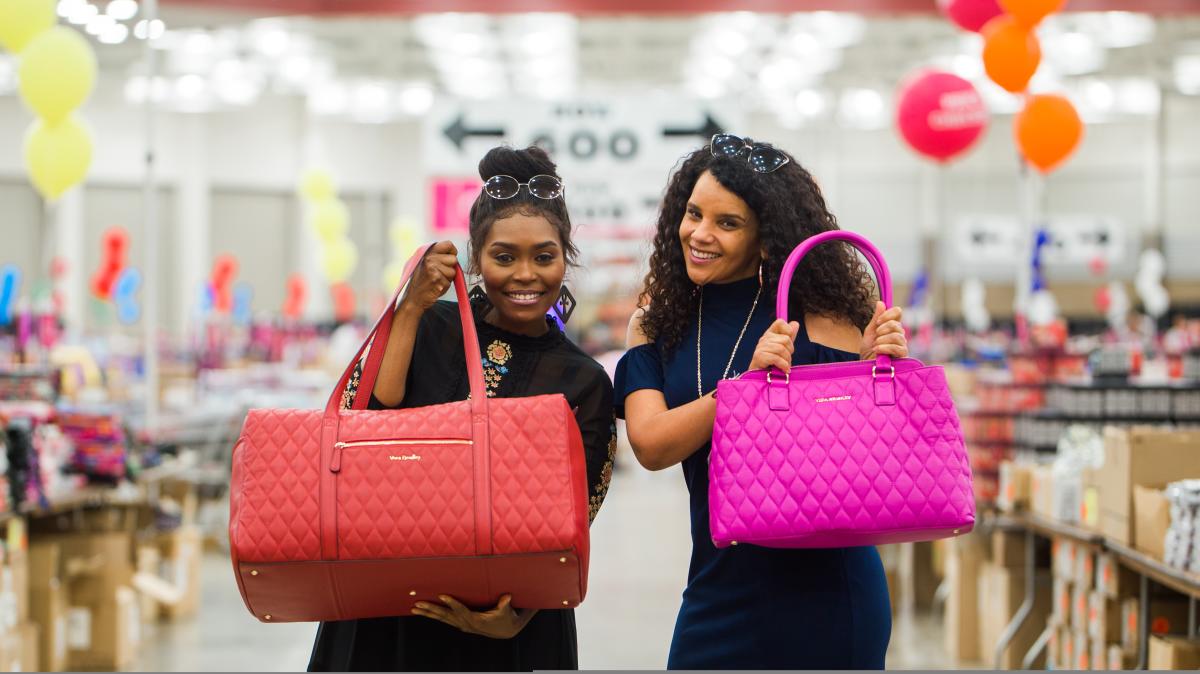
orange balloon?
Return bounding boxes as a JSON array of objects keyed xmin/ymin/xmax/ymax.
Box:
[
  {"xmin": 1015, "ymin": 94, "xmax": 1084, "ymax": 174},
  {"xmin": 982, "ymin": 16, "xmax": 1040, "ymax": 93},
  {"xmin": 999, "ymin": 0, "xmax": 1066, "ymax": 28}
]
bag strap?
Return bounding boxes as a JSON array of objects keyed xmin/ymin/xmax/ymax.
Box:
[
  {"xmin": 323, "ymin": 244, "xmax": 487, "ymax": 417},
  {"xmin": 775, "ymin": 229, "xmax": 895, "ymax": 370}
]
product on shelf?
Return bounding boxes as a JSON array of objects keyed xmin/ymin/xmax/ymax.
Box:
[
  {"xmin": 55, "ymin": 410, "xmax": 129, "ymax": 482},
  {"xmin": 1163, "ymin": 479, "xmax": 1200, "ymax": 573}
]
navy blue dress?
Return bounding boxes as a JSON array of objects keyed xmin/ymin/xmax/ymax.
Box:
[{"xmin": 615, "ymin": 276, "xmax": 892, "ymax": 670}]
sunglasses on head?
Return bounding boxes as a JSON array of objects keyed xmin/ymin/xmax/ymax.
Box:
[
  {"xmin": 483, "ymin": 174, "xmax": 565, "ymax": 200},
  {"xmin": 710, "ymin": 134, "xmax": 790, "ymax": 174}
]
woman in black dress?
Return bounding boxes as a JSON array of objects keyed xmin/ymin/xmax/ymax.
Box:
[
  {"xmin": 616, "ymin": 135, "xmax": 908, "ymax": 669},
  {"xmin": 309, "ymin": 146, "xmax": 616, "ymax": 671}
]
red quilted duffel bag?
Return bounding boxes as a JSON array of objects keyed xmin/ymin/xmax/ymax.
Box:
[{"xmin": 228, "ymin": 249, "xmax": 590, "ymax": 623}]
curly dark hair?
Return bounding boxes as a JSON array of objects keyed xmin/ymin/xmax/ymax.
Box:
[
  {"xmin": 639, "ymin": 138, "xmax": 876, "ymax": 355},
  {"xmin": 465, "ymin": 145, "xmax": 579, "ymax": 274}
]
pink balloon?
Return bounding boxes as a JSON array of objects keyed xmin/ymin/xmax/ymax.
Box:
[
  {"xmin": 938, "ymin": 0, "xmax": 1005, "ymax": 33},
  {"xmin": 896, "ymin": 69, "xmax": 988, "ymax": 164}
]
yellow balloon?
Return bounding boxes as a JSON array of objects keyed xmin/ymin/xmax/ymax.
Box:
[
  {"xmin": 300, "ymin": 169, "xmax": 336, "ymax": 202},
  {"xmin": 0, "ymin": 0, "xmax": 55, "ymax": 53},
  {"xmin": 383, "ymin": 261, "xmax": 406, "ymax": 293},
  {"xmin": 389, "ymin": 219, "xmax": 420, "ymax": 258},
  {"xmin": 17, "ymin": 26, "xmax": 97, "ymax": 124},
  {"xmin": 25, "ymin": 115, "xmax": 93, "ymax": 200},
  {"xmin": 321, "ymin": 239, "xmax": 358, "ymax": 283},
  {"xmin": 311, "ymin": 199, "xmax": 349, "ymax": 242}
]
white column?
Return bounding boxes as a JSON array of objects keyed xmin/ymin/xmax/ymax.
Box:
[{"xmin": 176, "ymin": 114, "xmax": 210, "ymax": 336}]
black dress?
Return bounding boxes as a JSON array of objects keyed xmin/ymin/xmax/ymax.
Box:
[
  {"xmin": 309, "ymin": 300, "xmax": 616, "ymax": 672},
  {"xmin": 614, "ymin": 276, "xmax": 892, "ymax": 669}
]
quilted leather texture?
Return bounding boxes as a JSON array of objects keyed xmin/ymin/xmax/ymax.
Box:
[
  {"xmin": 228, "ymin": 396, "xmax": 587, "ymax": 564},
  {"xmin": 710, "ymin": 359, "xmax": 974, "ymax": 548},
  {"xmin": 229, "ymin": 409, "xmax": 323, "ymax": 562},
  {"xmin": 488, "ymin": 396, "xmax": 579, "ymax": 555}
]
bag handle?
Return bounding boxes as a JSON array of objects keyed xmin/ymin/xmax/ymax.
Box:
[
  {"xmin": 774, "ymin": 230, "xmax": 894, "ymax": 369},
  {"xmin": 323, "ymin": 244, "xmax": 487, "ymax": 417}
]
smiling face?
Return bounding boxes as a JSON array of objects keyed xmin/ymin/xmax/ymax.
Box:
[
  {"xmin": 679, "ymin": 170, "xmax": 762, "ymax": 286},
  {"xmin": 477, "ymin": 212, "xmax": 566, "ymax": 336}
]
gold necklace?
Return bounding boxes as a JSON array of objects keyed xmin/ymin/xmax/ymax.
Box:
[{"xmin": 696, "ymin": 283, "xmax": 761, "ymax": 399}]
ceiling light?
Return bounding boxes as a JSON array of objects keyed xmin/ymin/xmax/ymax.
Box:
[
  {"xmin": 398, "ymin": 84, "xmax": 434, "ymax": 115},
  {"xmin": 68, "ymin": 3, "xmax": 97, "ymax": 25},
  {"xmin": 795, "ymin": 89, "xmax": 826, "ymax": 117},
  {"xmin": 1175, "ymin": 55, "xmax": 1200, "ymax": 95},
  {"xmin": 134, "ymin": 18, "xmax": 165, "ymax": 40},
  {"xmin": 795, "ymin": 12, "xmax": 866, "ymax": 49},
  {"xmin": 1081, "ymin": 79, "xmax": 1114, "ymax": 112},
  {"xmin": 99, "ymin": 22, "xmax": 129, "ymax": 44},
  {"xmin": 1097, "ymin": 12, "xmax": 1155, "ymax": 48},
  {"xmin": 105, "ymin": 0, "xmax": 137, "ymax": 21},
  {"xmin": 254, "ymin": 27, "xmax": 290, "ymax": 58},
  {"xmin": 687, "ymin": 75, "xmax": 727, "ymax": 100},
  {"xmin": 1044, "ymin": 31, "xmax": 1106, "ymax": 75},
  {"xmin": 308, "ymin": 80, "xmax": 349, "ymax": 116},
  {"xmin": 1114, "ymin": 78, "xmax": 1159, "ymax": 115},
  {"xmin": 0, "ymin": 57, "xmax": 15, "ymax": 95},
  {"xmin": 57, "ymin": 0, "xmax": 86, "ymax": 19},
  {"xmin": 838, "ymin": 88, "xmax": 887, "ymax": 129},
  {"xmin": 86, "ymin": 14, "xmax": 116, "ymax": 36}
]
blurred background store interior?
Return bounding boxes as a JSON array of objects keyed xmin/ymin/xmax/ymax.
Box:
[{"xmin": 1, "ymin": 0, "xmax": 1200, "ymax": 670}]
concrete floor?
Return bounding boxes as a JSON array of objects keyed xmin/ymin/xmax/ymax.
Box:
[{"xmin": 131, "ymin": 462, "xmax": 960, "ymax": 671}]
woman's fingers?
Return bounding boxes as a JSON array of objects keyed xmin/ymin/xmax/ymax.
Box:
[{"xmin": 875, "ymin": 320, "xmax": 904, "ymax": 336}]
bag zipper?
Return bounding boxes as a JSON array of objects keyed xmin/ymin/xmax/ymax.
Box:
[{"xmin": 330, "ymin": 438, "xmax": 472, "ymax": 472}]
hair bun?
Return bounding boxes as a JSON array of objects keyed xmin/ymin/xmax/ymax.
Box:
[{"xmin": 477, "ymin": 145, "xmax": 560, "ymax": 182}]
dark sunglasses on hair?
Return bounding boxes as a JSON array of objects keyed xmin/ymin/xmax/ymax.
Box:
[
  {"xmin": 483, "ymin": 174, "xmax": 564, "ymax": 200},
  {"xmin": 710, "ymin": 134, "xmax": 790, "ymax": 174}
]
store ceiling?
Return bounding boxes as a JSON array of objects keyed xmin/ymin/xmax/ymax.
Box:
[{"xmin": 5, "ymin": 1, "xmax": 1197, "ymax": 127}]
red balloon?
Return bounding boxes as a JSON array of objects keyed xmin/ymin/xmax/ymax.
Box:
[
  {"xmin": 1094, "ymin": 286, "xmax": 1111, "ymax": 312},
  {"xmin": 103, "ymin": 227, "xmax": 129, "ymax": 264},
  {"xmin": 896, "ymin": 70, "xmax": 988, "ymax": 163},
  {"xmin": 91, "ymin": 271, "xmax": 115, "ymax": 300},
  {"xmin": 283, "ymin": 273, "xmax": 307, "ymax": 318},
  {"xmin": 214, "ymin": 286, "xmax": 233, "ymax": 314},
  {"xmin": 938, "ymin": 0, "xmax": 1004, "ymax": 33},
  {"xmin": 331, "ymin": 282, "xmax": 355, "ymax": 322},
  {"xmin": 212, "ymin": 254, "xmax": 239, "ymax": 286}
]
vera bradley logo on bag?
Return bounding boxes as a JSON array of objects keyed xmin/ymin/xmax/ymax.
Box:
[
  {"xmin": 814, "ymin": 395, "xmax": 852, "ymax": 403},
  {"xmin": 388, "ymin": 454, "xmax": 422, "ymax": 461}
]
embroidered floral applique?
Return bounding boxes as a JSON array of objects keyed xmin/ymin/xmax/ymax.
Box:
[
  {"xmin": 481, "ymin": 340, "xmax": 513, "ymax": 397},
  {"xmin": 588, "ymin": 418, "xmax": 618, "ymax": 523},
  {"xmin": 341, "ymin": 361, "xmax": 362, "ymax": 409}
]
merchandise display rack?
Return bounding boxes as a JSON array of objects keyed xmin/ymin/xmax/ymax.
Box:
[{"xmin": 983, "ymin": 510, "xmax": 1200, "ymax": 670}]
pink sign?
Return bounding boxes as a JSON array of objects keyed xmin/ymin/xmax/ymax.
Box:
[{"xmin": 431, "ymin": 178, "xmax": 482, "ymax": 234}]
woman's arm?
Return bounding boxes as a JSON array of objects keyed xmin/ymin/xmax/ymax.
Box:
[
  {"xmin": 622, "ymin": 310, "xmax": 718, "ymax": 471},
  {"xmin": 371, "ymin": 241, "xmax": 459, "ymax": 407}
]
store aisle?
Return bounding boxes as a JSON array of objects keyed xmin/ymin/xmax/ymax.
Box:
[{"xmin": 134, "ymin": 460, "xmax": 958, "ymax": 671}]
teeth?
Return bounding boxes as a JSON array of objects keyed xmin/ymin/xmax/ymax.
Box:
[
  {"xmin": 691, "ymin": 247, "xmax": 720, "ymax": 260},
  {"xmin": 507, "ymin": 292, "xmax": 541, "ymax": 300}
]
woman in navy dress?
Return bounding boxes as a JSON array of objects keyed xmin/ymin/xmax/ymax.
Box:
[{"xmin": 616, "ymin": 135, "xmax": 909, "ymax": 669}]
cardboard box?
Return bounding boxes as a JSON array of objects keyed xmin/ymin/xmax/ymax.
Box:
[
  {"xmin": 1108, "ymin": 644, "xmax": 1135, "ymax": 670},
  {"xmin": 1032, "ymin": 465, "xmax": 1056, "ymax": 520},
  {"xmin": 157, "ymin": 479, "xmax": 199, "ymax": 526},
  {"xmin": 156, "ymin": 526, "xmax": 202, "ymax": 621},
  {"xmin": 944, "ymin": 534, "xmax": 984, "ymax": 662},
  {"xmin": 1088, "ymin": 591, "xmax": 1121, "ymax": 643},
  {"xmin": 1096, "ymin": 554, "xmax": 1138, "ymax": 600},
  {"xmin": 8, "ymin": 548, "xmax": 28, "ymax": 626},
  {"xmin": 998, "ymin": 461, "xmax": 1032, "ymax": 512},
  {"xmin": 17, "ymin": 621, "xmax": 38, "ymax": 672},
  {"xmin": 1061, "ymin": 626, "xmax": 1075, "ymax": 670},
  {"xmin": 1147, "ymin": 635, "xmax": 1200, "ymax": 669},
  {"xmin": 65, "ymin": 585, "xmax": 138, "ymax": 671},
  {"xmin": 136, "ymin": 545, "xmax": 162, "ymax": 621},
  {"xmin": 1133, "ymin": 485, "xmax": 1170, "ymax": 561},
  {"xmin": 1052, "ymin": 577, "xmax": 1071, "ymax": 626},
  {"xmin": 1091, "ymin": 637, "xmax": 1107, "ymax": 671},
  {"xmin": 1072, "ymin": 583, "xmax": 1089, "ymax": 632},
  {"xmin": 1080, "ymin": 485, "xmax": 1101, "ymax": 531},
  {"xmin": 1074, "ymin": 630, "xmax": 1091, "ymax": 671},
  {"xmin": 30, "ymin": 580, "xmax": 66, "ymax": 672},
  {"xmin": 1054, "ymin": 538, "xmax": 1077, "ymax": 581},
  {"xmin": 992, "ymin": 530, "xmax": 1027, "ymax": 568},
  {"xmin": 977, "ymin": 563, "xmax": 1051, "ymax": 669},
  {"xmin": 1047, "ymin": 627, "xmax": 1060, "ymax": 669},
  {"xmin": 1075, "ymin": 548, "xmax": 1096, "ymax": 590},
  {"xmin": 1097, "ymin": 427, "xmax": 1200, "ymax": 545},
  {"xmin": 1121, "ymin": 597, "xmax": 1191, "ymax": 653}
]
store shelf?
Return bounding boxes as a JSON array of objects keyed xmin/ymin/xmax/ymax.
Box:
[{"xmin": 1105, "ymin": 539, "xmax": 1200, "ymax": 601}]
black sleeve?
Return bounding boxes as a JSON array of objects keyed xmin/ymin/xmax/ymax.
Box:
[
  {"xmin": 573, "ymin": 370, "xmax": 616, "ymax": 525},
  {"xmin": 336, "ymin": 300, "xmax": 461, "ymax": 411}
]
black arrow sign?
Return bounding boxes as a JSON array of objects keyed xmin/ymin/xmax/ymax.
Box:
[
  {"xmin": 662, "ymin": 113, "xmax": 724, "ymax": 140},
  {"xmin": 443, "ymin": 114, "xmax": 505, "ymax": 151}
]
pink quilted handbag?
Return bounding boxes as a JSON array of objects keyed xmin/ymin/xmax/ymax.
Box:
[{"xmin": 709, "ymin": 230, "xmax": 974, "ymax": 549}]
